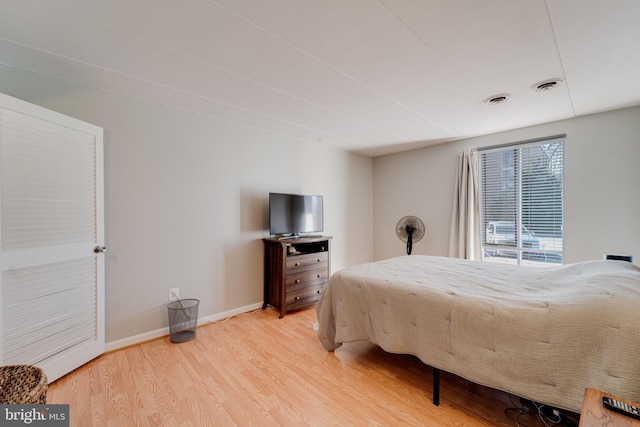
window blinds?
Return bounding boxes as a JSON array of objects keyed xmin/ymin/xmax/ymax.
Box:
[{"xmin": 479, "ymin": 137, "xmax": 564, "ymax": 266}]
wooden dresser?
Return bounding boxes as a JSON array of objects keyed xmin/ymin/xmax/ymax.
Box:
[
  {"xmin": 579, "ymin": 388, "xmax": 640, "ymax": 426},
  {"xmin": 262, "ymin": 236, "xmax": 332, "ymax": 318}
]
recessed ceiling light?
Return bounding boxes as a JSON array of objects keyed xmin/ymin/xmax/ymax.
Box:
[
  {"xmin": 532, "ymin": 78, "xmax": 564, "ymax": 92},
  {"xmin": 483, "ymin": 93, "xmax": 511, "ymax": 105}
]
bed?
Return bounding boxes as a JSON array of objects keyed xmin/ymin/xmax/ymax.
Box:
[{"xmin": 315, "ymin": 255, "xmax": 640, "ymax": 412}]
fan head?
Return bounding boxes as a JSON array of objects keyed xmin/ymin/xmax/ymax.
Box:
[{"xmin": 395, "ymin": 216, "xmax": 425, "ymax": 255}]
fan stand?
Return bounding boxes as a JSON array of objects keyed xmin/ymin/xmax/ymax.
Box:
[
  {"xmin": 405, "ymin": 225, "xmax": 416, "ymax": 255},
  {"xmin": 396, "ymin": 215, "xmax": 425, "ymax": 256}
]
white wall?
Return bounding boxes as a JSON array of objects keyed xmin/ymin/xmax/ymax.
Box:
[
  {"xmin": 4, "ymin": 62, "xmax": 638, "ymax": 346},
  {"xmin": 374, "ymin": 106, "xmax": 640, "ymax": 264},
  {"xmin": 0, "ymin": 65, "xmax": 373, "ymax": 344}
]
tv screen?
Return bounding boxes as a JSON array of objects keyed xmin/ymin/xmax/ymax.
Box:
[{"xmin": 269, "ymin": 193, "xmax": 323, "ymax": 236}]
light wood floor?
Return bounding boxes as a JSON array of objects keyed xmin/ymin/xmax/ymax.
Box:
[{"xmin": 48, "ymin": 306, "xmax": 578, "ymax": 426}]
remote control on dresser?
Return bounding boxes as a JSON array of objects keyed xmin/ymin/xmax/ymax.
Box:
[{"xmin": 602, "ymin": 396, "xmax": 640, "ymax": 420}]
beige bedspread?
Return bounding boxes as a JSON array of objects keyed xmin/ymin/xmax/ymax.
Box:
[{"xmin": 316, "ymin": 256, "xmax": 640, "ymax": 412}]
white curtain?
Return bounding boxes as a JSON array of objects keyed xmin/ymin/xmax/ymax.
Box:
[{"xmin": 448, "ymin": 148, "xmax": 481, "ymax": 260}]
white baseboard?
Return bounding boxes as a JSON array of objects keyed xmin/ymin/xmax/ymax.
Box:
[{"xmin": 105, "ymin": 302, "xmax": 264, "ymax": 352}]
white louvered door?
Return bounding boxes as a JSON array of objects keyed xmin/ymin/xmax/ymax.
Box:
[{"xmin": 0, "ymin": 93, "xmax": 105, "ymax": 382}]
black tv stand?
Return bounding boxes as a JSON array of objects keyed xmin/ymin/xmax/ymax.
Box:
[{"xmin": 275, "ymin": 234, "xmax": 323, "ymax": 240}]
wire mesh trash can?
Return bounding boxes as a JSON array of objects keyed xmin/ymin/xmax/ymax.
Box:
[{"xmin": 167, "ymin": 298, "xmax": 199, "ymax": 343}]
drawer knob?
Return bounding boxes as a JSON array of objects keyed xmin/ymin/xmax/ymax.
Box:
[
  {"xmin": 295, "ymin": 296, "xmax": 300, "ymax": 301},
  {"xmin": 317, "ymin": 259, "xmax": 321, "ymax": 262},
  {"xmin": 317, "ymin": 290, "xmax": 322, "ymax": 294},
  {"xmin": 295, "ymin": 279, "xmax": 300, "ymax": 284},
  {"xmin": 295, "ymin": 262, "xmax": 300, "ymax": 266},
  {"xmin": 317, "ymin": 274, "xmax": 321, "ymax": 278}
]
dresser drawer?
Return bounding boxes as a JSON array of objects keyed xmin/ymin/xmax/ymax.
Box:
[
  {"xmin": 286, "ymin": 267, "xmax": 328, "ymax": 291},
  {"xmin": 286, "ymin": 283, "xmax": 326, "ymax": 309},
  {"xmin": 286, "ymin": 252, "xmax": 328, "ymax": 272}
]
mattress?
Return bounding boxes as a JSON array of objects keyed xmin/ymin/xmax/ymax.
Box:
[{"xmin": 315, "ymin": 255, "xmax": 640, "ymax": 412}]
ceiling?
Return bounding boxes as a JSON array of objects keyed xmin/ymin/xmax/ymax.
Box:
[{"xmin": 1, "ymin": 1, "xmax": 639, "ymax": 157}]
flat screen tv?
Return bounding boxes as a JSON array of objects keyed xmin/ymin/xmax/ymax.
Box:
[{"xmin": 269, "ymin": 192, "xmax": 323, "ymax": 237}]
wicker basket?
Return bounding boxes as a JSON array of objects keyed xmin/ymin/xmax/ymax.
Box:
[{"xmin": 0, "ymin": 365, "xmax": 48, "ymax": 404}]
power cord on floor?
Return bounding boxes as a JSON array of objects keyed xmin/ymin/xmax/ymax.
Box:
[
  {"xmin": 210, "ymin": 307, "xmax": 262, "ymax": 324},
  {"xmin": 504, "ymin": 395, "xmax": 578, "ymax": 427}
]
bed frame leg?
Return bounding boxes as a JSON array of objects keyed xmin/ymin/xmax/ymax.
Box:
[{"xmin": 432, "ymin": 368, "xmax": 440, "ymax": 406}]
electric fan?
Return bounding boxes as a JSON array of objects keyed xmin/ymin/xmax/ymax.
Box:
[{"xmin": 395, "ymin": 216, "xmax": 425, "ymax": 255}]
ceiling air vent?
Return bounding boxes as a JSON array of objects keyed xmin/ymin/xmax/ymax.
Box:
[
  {"xmin": 483, "ymin": 93, "xmax": 511, "ymax": 105},
  {"xmin": 532, "ymin": 78, "xmax": 564, "ymax": 92}
]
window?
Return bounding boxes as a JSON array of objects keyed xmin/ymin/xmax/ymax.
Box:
[{"xmin": 479, "ymin": 136, "xmax": 564, "ymax": 266}]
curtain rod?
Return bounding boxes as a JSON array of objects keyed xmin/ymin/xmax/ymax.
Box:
[{"xmin": 477, "ymin": 134, "xmax": 566, "ymax": 152}]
